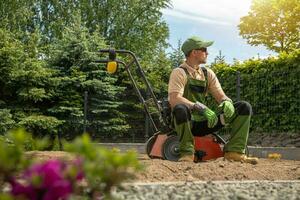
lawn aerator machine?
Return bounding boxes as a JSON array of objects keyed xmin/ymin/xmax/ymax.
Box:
[{"xmin": 97, "ymin": 49, "xmax": 228, "ymax": 162}]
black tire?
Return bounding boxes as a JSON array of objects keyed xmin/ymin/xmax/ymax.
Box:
[
  {"xmin": 145, "ymin": 136, "xmax": 156, "ymax": 158},
  {"xmin": 162, "ymin": 135, "xmax": 180, "ymax": 161}
]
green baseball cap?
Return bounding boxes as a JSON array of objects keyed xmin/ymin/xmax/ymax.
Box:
[{"xmin": 181, "ymin": 36, "xmax": 214, "ymax": 55}]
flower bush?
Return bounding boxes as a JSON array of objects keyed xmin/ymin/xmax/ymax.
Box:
[
  {"xmin": 0, "ymin": 129, "xmax": 142, "ymax": 199},
  {"xmin": 9, "ymin": 159, "xmax": 83, "ymax": 200},
  {"xmin": 64, "ymin": 133, "xmax": 142, "ymax": 198}
]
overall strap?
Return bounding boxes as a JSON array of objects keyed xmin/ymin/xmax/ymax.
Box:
[
  {"xmin": 179, "ymin": 66, "xmax": 190, "ymax": 77},
  {"xmin": 180, "ymin": 66, "xmax": 208, "ymax": 93},
  {"xmin": 201, "ymin": 66, "xmax": 208, "ymax": 94},
  {"xmin": 201, "ymin": 66, "xmax": 208, "ymax": 80},
  {"xmin": 179, "ymin": 66, "xmax": 208, "ymax": 79}
]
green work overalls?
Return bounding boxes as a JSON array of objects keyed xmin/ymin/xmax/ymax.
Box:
[{"xmin": 173, "ymin": 67, "xmax": 251, "ymax": 156}]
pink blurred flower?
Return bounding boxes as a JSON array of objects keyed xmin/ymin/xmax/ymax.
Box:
[
  {"xmin": 73, "ymin": 158, "xmax": 84, "ymax": 180},
  {"xmin": 10, "ymin": 159, "xmax": 84, "ymax": 200},
  {"xmin": 43, "ymin": 180, "xmax": 72, "ymax": 200},
  {"xmin": 10, "ymin": 178, "xmax": 38, "ymax": 200}
]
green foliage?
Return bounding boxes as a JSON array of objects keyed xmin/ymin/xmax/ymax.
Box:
[
  {"xmin": 114, "ymin": 49, "xmax": 173, "ymax": 140},
  {"xmin": 0, "ymin": 130, "xmax": 142, "ymax": 198},
  {"xmin": 169, "ymin": 39, "xmax": 185, "ymax": 68},
  {"xmin": 95, "ymin": 0, "xmax": 171, "ymax": 139},
  {"xmin": 143, "ymin": 50, "xmax": 173, "ymax": 97},
  {"xmin": 0, "ymin": 129, "xmax": 32, "ymax": 182},
  {"xmin": 64, "ymin": 133, "xmax": 142, "ymax": 197},
  {"xmin": 239, "ymin": 0, "xmax": 300, "ymax": 53},
  {"xmin": 72, "ymin": 0, "xmax": 171, "ymax": 59},
  {"xmin": 0, "ymin": 194, "xmax": 14, "ymax": 200},
  {"xmin": 2, "ymin": 128, "xmax": 52, "ymax": 151},
  {"xmin": 0, "ymin": 28, "xmax": 60, "ymax": 138},
  {"xmin": 0, "ymin": 109, "xmax": 15, "ymax": 134},
  {"xmin": 0, "ymin": 0, "xmax": 170, "ymax": 55},
  {"xmin": 18, "ymin": 115, "xmax": 63, "ymax": 136},
  {"xmin": 213, "ymin": 50, "xmax": 226, "ymax": 65},
  {"xmin": 0, "ymin": 0, "xmax": 171, "ymax": 141},
  {"xmin": 0, "ymin": 0, "xmax": 34, "ymax": 33},
  {"xmin": 47, "ymin": 20, "xmax": 129, "ymax": 139},
  {"xmin": 212, "ymin": 49, "xmax": 300, "ymax": 133}
]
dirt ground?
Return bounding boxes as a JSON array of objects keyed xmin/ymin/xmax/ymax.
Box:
[
  {"xmin": 134, "ymin": 155, "xmax": 300, "ymax": 182},
  {"xmin": 26, "ymin": 151, "xmax": 300, "ymax": 183},
  {"xmin": 132, "ymin": 132, "xmax": 300, "ymax": 182}
]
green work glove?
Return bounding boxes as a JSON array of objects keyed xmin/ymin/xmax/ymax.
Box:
[
  {"xmin": 193, "ymin": 102, "xmax": 218, "ymax": 128},
  {"xmin": 218, "ymin": 100, "xmax": 235, "ymax": 119},
  {"xmin": 202, "ymin": 108, "xmax": 218, "ymax": 128}
]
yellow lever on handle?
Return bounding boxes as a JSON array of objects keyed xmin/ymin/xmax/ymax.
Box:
[{"xmin": 106, "ymin": 61, "xmax": 118, "ymax": 74}]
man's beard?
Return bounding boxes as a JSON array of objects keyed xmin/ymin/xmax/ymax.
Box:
[{"xmin": 200, "ymin": 58, "xmax": 207, "ymax": 64}]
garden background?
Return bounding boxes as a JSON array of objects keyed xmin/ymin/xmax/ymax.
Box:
[{"xmin": 0, "ymin": 0, "xmax": 299, "ymax": 145}]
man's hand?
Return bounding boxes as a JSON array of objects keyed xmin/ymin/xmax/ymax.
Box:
[
  {"xmin": 202, "ymin": 108, "xmax": 218, "ymax": 128},
  {"xmin": 218, "ymin": 100, "xmax": 235, "ymax": 119},
  {"xmin": 193, "ymin": 102, "xmax": 218, "ymax": 128}
]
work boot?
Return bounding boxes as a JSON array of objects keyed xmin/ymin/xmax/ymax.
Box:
[
  {"xmin": 224, "ymin": 152, "xmax": 258, "ymax": 165},
  {"xmin": 178, "ymin": 154, "xmax": 194, "ymax": 162}
]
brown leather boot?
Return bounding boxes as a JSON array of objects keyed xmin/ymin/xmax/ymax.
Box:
[
  {"xmin": 178, "ymin": 154, "xmax": 194, "ymax": 162},
  {"xmin": 224, "ymin": 152, "xmax": 258, "ymax": 165}
]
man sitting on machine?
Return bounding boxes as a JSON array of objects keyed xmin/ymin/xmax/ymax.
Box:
[{"xmin": 168, "ymin": 36, "xmax": 258, "ymax": 164}]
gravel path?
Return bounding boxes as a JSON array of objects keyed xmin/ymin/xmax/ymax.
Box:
[{"xmin": 114, "ymin": 181, "xmax": 300, "ymax": 200}]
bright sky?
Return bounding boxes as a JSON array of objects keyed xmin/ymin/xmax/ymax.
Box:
[{"xmin": 162, "ymin": 0, "xmax": 275, "ymax": 64}]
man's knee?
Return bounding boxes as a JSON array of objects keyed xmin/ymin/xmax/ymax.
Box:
[
  {"xmin": 234, "ymin": 101, "xmax": 252, "ymax": 115},
  {"xmin": 172, "ymin": 104, "xmax": 191, "ymax": 124}
]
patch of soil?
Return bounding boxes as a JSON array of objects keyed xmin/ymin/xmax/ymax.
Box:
[
  {"xmin": 25, "ymin": 151, "xmax": 76, "ymax": 163},
  {"xmin": 26, "ymin": 151, "xmax": 300, "ymax": 183},
  {"xmin": 134, "ymin": 156, "xmax": 300, "ymax": 183}
]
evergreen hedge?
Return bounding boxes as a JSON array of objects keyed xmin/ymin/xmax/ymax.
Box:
[{"xmin": 212, "ymin": 50, "xmax": 300, "ymax": 134}]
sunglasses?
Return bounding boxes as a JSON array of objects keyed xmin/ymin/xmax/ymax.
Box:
[{"xmin": 195, "ymin": 48, "xmax": 207, "ymax": 53}]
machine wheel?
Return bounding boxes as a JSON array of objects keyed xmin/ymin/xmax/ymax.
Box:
[
  {"xmin": 145, "ymin": 136, "xmax": 156, "ymax": 158},
  {"xmin": 162, "ymin": 135, "xmax": 180, "ymax": 161}
]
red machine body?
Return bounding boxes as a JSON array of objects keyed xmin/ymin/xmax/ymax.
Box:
[
  {"xmin": 149, "ymin": 134, "xmax": 224, "ymax": 162},
  {"xmin": 194, "ymin": 135, "xmax": 223, "ymax": 161}
]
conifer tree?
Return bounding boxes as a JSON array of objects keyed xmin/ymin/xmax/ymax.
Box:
[
  {"xmin": 47, "ymin": 19, "xmax": 129, "ymax": 139},
  {"xmin": 0, "ymin": 28, "xmax": 62, "ymax": 139}
]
